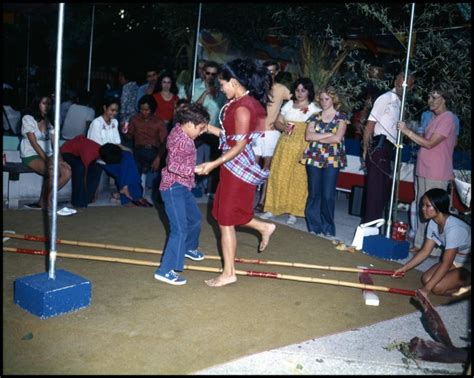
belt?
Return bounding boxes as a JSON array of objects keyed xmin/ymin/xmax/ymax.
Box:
[
  {"xmin": 372, "ymin": 134, "xmax": 393, "ymax": 147},
  {"xmin": 135, "ymin": 144, "xmax": 158, "ymax": 150}
]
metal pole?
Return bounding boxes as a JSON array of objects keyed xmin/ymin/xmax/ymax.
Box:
[
  {"xmin": 87, "ymin": 4, "xmax": 95, "ymax": 92},
  {"xmin": 386, "ymin": 3, "xmax": 415, "ymax": 238},
  {"xmin": 190, "ymin": 2, "xmax": 202, "ymax": 100},
  {"xmin": 49, "ymin": 3, "xmax": 65, "ymax": 280},
  {"xmin": 25, "ymin": 14, "xmax": 31, "ymax": 108}
]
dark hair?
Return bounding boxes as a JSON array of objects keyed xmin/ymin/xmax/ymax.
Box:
[
  {"xmin": 290, "ymin": 78, "xmax": 315, "ymax": 103},
  {"xmin": 102, "ymin": 97, "xmax": 120, "ymax": 110},
  {"xmin": 263, "ymin": 60, "xmax": 279, "ymax": 70},
  {"xmin": 145, "ymin": 66, "xmax": 158, "ymax": 75},
  {"xmin": 203, "ymin": 61, "xmax": 220, "ymax": 72},
  {"xmin": 174, "ymin": 102, "xmax": 210, "ymax": 126},
  {"xmin": 24, "ymin": 94, "xmax": 53, "ymax": 122},
  {"xmin": 119, "ymin": 67, "xmax": 136, "ymax": 82},
  {"xmin": 156, "ymin": 72, "xmax": 178, "ymax": 95},
  {"xmin": 430, "ymin": 85, "xmax": 451, "ymax": 106},
  {"xmin": 219, "ymin": 58, "xmax": 272, "ymax": 109},
  {"xmin": 77, "ymin": 90, "xmax": 92, "ymax": 106},
  {"xmin": 99, "ymin": 143, "xmax": 122, "ymax": 164},
  {"xmin": 423, "ymin": 188, "xmax": 450, "ymax": 215},
  {"xmin": 138, "ymin": 94, "xmax": 157, "ymax": 114}
]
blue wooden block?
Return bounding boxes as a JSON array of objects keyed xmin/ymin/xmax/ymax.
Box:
[
  {"xmin": 362, "ymin": 235, "xmax": 409, "ymax": 261},
  {"xmin": 14, "ymin": 269, "xmax": 91, "ymax": 319}
]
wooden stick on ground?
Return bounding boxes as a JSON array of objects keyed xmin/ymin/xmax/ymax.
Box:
[
  {"xmin": 3, "ymin": 246, "xmax": 415, "ymax": 296},
  {"xmin": 2, "ymin": 232, "xmax": 404, "ymax": 277}
]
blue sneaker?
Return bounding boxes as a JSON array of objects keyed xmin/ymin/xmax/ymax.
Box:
[
  {"xmin": 185, "ymin": 249, "xmax": 204, "ymax": 261},
  {"xmin": 154, "ymin": 270, "xmax": 187, "ymax": 285}
]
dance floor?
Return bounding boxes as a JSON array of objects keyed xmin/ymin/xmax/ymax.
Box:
[{"xmin": 2, "ymin": 205, "xmax": 451, "ymax": 374}]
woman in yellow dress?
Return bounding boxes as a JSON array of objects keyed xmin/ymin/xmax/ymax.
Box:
[{"xmin": 260, "ymin": 78, "xmax": 321, "ymax": 225}]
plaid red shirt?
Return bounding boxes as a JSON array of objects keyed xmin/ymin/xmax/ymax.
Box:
[
  {"xmin": 219, "ymin": 131, "xmax": 269, "ymax": 186},
  {"xmin": 160, "ymin": 126, "xmax": 196, "ymax": 191}
]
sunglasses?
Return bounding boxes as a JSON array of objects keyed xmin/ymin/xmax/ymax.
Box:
[{"xmin": 205, "ymin": 71, "xmax": 217, "ymax": 76}]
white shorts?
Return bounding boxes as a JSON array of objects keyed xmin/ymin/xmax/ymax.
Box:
[{"xmin": 251, "ymin": 130, "xmax": 281, "ymax": 158}]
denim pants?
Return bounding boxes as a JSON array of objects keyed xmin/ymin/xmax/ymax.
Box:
[
  {"xmin": 62, "ymin": 153, "xmax": 102, "ymax": 208},
  {"xmin": 102, "ymin": 151, "xmax": 143, "ymax": 205},
  {"xmin": 305, "ymin": 164, "xmax": 339, "ymax": 236},
  {"xmin": 158, "ymin": 183, "xmax": 202, "ymax": 274},
  {"xmin": 134, "ymin": 147, "xmax": 159, "ymax": 174}
]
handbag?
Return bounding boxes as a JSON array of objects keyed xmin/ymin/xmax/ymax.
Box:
[{"xmin": 351, "ymin": 218, "xmax": 385, "ymax": 250}]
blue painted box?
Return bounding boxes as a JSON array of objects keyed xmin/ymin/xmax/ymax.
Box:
[
  {"xmin": 362, "ymin": 235, "xmax": 409, "ymax": 260},
  {"xmin": 14, "ymin": 269, "xmax": 91, "ymax": 319}
]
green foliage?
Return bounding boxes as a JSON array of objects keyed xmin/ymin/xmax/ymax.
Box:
[{"xmin": 346, "ymin": 3, "xmax": 471, "ymax": 152}]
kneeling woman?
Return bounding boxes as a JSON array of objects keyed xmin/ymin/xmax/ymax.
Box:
[{"xmin": 392, "ymin": 188, "xmax": 470, "ymax": 297}]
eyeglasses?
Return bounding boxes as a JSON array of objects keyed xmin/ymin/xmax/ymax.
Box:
[
  {"xmin": 205, "ymin": 71, "xmax": 217, "ymax": 76},
  {"xmin": 162, "ymin": 81, "xmax": 172, "ymax": 84}
]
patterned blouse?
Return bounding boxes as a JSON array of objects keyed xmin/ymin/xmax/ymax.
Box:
[
  {"xmin": 160, "ymin": 125, "xmax": 196, "ymax": 191},
  {"xmin": 302, "ymin": 111, "xmax": 349, "ymax": 169}
]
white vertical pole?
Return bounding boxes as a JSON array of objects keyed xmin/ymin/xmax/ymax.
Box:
[
  {"xmin": 191, "ymin": 3, "xmax": 202, "ymax": 99},
  {"xmin": 87, "ymin": 4, "xmax": 95, "ymax": 92},
  {"xmin": 49, "ymin": 3, "xmax": 65, "ymax": 280},
  {"xmin": 386, "ymin": 3, "xmax": 416, "ymax": 238}
]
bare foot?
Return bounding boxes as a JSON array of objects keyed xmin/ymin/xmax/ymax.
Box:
[
  {"xmin": 259, "ymin": 223, "xmax": 276, "ymax": 252},
  {"xmin": 119, "ymin": 186, "xmax": 133, "ymax": 201},
  {"xmin": 205, "ymin": 274, "xmax": 237, "ymax": 287}
]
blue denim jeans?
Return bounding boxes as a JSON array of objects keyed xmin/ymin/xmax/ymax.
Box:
[
  {"xmin": 305, "ymin": 165, "xmax": 340, "ymax": 236},
  {"xmin": 158, "ymin": 183, "xmax": 202, "ymax": 274},
  {"xmin": 102, "ymin": 151, "xmax": 143, "ymax": 205}
]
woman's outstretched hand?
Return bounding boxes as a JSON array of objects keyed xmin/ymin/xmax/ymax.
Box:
[
  {"xmin": 195, "ymin": 161, "xmax": 215, "ymax": 175},
  {"xmin": 391, "ymin": 267, "xmax": 405, "ymax": 278}
]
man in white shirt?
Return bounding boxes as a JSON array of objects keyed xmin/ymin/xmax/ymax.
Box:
[
  {"xmin": 62, "ymin": 91, "xmax": 95, "ymax": 140},
  {"xmin": 362, "ymin": 72, "xmax": 414, "ymax": 222}
]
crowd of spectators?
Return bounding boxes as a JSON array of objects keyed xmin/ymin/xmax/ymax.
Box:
[{"xmin": 3, "ymin": 60, "xmax": 470, "ymax": 296}]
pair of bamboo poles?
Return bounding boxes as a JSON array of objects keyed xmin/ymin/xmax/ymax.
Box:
[{"xmin": 3, "ymin": 232, "xmax": 415, "ymax": 296}]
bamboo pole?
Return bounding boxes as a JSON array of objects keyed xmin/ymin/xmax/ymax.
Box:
[
  {"xmin": 3, "ymin": 233, "xmax": 404, "ymax": 277},
  {"xmin": 3, "ymin": 247, "xmax": 415, "ymax": 296}
]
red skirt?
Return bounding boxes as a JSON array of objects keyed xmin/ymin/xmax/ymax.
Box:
[{"xmin": 212, "ymin": 167, "xmax": 256, "ymax": 226}]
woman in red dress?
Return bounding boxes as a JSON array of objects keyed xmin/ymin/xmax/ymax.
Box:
[{"xmin": 195, "ymin": 59, "xmax": 276, "ymax": 287}]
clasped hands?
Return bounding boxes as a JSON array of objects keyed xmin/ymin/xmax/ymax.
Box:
[{"xmin": 195, "ymin": 161, "xmax": 215, "ymax": 175}]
